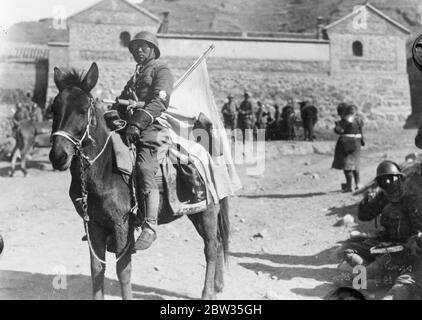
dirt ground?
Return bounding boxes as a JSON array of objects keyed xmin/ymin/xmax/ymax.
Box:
[{"xmin": 0, "ymin": 128, "xmax": 420, "ymax": 300}]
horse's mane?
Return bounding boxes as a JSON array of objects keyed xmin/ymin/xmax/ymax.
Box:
[{"xmin": 60, "ymin": 69, "xmax": 86, "ymax": 90}]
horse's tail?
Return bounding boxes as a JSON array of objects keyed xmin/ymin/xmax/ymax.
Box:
[{"xmin": 218, "ymin": 197, "xmax": 230, "ymax": 264}]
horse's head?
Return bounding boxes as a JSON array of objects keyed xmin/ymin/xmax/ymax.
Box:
[{"xmin": 49, "ymin": 63, "xmax": 99, "ymax": 171}]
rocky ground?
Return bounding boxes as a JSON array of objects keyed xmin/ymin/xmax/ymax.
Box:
[{"xmin": 0, "ymin": 128, "xmax": 420, "ymax": 300}]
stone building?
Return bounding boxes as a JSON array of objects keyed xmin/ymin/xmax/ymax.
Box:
[
  {"xmin": 20, "ymin": 0, "xmax": 413, "ymax": 128},
  {"xmin": 47, "ymin": 0, "xmax": 162, "ymax": 101},
  {"xmin": 0, "ymin": 42, "xmax": 49, "ymax": 104}
]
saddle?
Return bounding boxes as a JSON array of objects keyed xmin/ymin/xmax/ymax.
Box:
[{"xmin": 111, "ymin": 133, "xmax": 208, "ymax": 217}]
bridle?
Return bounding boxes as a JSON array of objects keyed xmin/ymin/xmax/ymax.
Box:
[
  {"xmin": 51, "ymin": 98, "xmax": 113, "ymax": 166},
  {"xmin": 51, "ymin": 97, "xmax": 131, "ymax": 265}
]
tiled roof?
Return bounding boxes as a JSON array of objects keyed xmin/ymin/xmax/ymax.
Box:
[{"xmin": 0, "ymin": 42, "xmax": 49, "ymax": 62}]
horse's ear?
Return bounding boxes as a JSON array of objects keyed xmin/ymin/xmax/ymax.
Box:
[
  {"xmin": 81, "ymin": 63, "xmax": 99, "ymax": 93},
  {"xmin": 54, "ymin": 67, "xmax": 66, "ymax": 92}
]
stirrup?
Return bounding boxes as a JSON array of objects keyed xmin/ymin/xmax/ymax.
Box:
[{"xmin": 134, "ymin": 227, "xmax": 157, "ymax": 251}]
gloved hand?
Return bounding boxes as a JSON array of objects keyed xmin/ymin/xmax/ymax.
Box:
[
  {"xmin": 104, "ymin": 110, "xmax": 121, "ymax": 130},
  {"xmin": 128, "ymin": 99, "xmax": 137, "ymax": 108},
  {"xmin": 363, "ymin": 187, "xmax": 378, "ymax": 203},
  {"xmin": 405, "ymin": 233, "xmax": 422, "ymax": 257},
  {"xmin": 125, "ymin": 125, "xmax": 141, "ymax": 145}
]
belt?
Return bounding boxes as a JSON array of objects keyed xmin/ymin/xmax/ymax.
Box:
[{"xmin": 341, "ymin": 134, "xmax": 362, "ymax": 139}]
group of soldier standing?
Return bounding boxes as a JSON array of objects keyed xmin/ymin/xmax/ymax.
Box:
[{"xmin": 221, "ymin": 92, "xmax": 318, "ymax": 142}]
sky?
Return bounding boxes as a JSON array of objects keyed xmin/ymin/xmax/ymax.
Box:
[{"xmin": 0, "ymin": 0, "xmax": 105, "ymax": 29}]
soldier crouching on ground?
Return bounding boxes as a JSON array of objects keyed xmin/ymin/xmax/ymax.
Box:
[
  {"xmin": 105, "ymin": 31, "xmax": 174, "ymax": 251},
  {"xmin": 337, "ymin": 160, "xmax": 422, "ymax": 300}
]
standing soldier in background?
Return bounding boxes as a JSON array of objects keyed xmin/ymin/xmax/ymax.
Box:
[
  {"xmin": 31, "ymin": 103, "xmax": 44, "ymax": 123},
  {"xmin": 221, "ymin": 94, "xmax": 237, "ymax": 131},
  {"xmin": 237, "ymin": 92, "xmax": 255, "ymax": 144},
  {"xmin": 255, "ymin": 101, "xmax": 265, "ymax": 130},
  {"xmin": 12, "ymin": 102, "xmax": 30, "ymax": 130},
  {"xmin": 332, "ymin": 105, "xmax": 363, "ymax": 192}
]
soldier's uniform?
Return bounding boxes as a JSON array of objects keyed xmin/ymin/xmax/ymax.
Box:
[
  {"xmin": 255, "ymin": 102, "xmax": 265, "ymax": 130},
  {"xmin": 221, "ymin": 95, "xmax": 237, "ymax": 130},
  {"xmin": 339, "ymin": 161, "xmax": 422, "ymax": 299},
  {"xmin": 111, "ymin": 31, "xmax": 174, "ymax": 251},
  {"xmin": 237, "ymin": 92, "xmax": 255, "ymax": 143}
]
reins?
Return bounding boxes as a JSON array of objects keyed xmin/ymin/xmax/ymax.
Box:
[{"xmin": 51, "ymin": 98, "xmax": 131, "ymax": 265}]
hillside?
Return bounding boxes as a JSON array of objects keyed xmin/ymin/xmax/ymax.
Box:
[
  {"xmin": 139, "ymin": 0, "xmax": 422, "ymax": 39},
  {"xmin": 4, "ymin": 0, "xmax": 422, "ymax": 45}
]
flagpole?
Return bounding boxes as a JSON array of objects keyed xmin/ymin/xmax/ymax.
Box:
[{"xmin": 173, "ymin": 44, "xmax": 215, "ymax": 91}]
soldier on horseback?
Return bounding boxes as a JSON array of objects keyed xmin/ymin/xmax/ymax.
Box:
[{"xmin": 109, "ymin": 31, "xmax": 174, "ymax": 251}]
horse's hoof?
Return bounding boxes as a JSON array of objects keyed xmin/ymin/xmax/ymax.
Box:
[
  {"xmin": 214, "ymin": 284, "xmax": 224, "ymax": 294},
  {"xmin": 8, "ymin": 171, "xmax": 14, "ymax": 178},
  {"xmin": 202, "ymin": 292, "xmax": 217, "ymax": 300}
]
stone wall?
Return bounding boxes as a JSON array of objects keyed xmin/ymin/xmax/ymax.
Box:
[
  {"xmin": 47, "ymin": 43, "xmax": 70, "ymax": 100},
  {"xmin": 45, "ymin": 4, "xmax": 412, "ymax": 129},
  {"xmin": 68, "ymin": 23, "xmax": 158, "ymax": 54},
  {"xmin": 0, "ymin": 62, "xmax": 36, "ymax": 92},
  {"xmin": 58, "ymin": 55, "xmax": 409, "ymax": 129},
  {"xmin": 158, "ymin": 35, "xmax": 330, "ymax": 61},
  {"xmin": 326, "ymin": 7, "xmax": 409, "ymax": 75}
]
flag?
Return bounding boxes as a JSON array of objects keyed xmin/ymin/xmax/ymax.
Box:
[{"xmin": 157, "ymin": 58, "xmax": 242, "ymax": 201}]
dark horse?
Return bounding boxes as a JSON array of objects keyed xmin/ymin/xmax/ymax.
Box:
[
  {"xmin": 48, "ymin": 63, "xmax": 230, "ymax": 300},
  {"xmin": 9, "ymin": 120, "xmax": 51, "ymax": 177},
  {"xmin": 299, "ymin": 101, "xmax": 318, "ymax": 142}
]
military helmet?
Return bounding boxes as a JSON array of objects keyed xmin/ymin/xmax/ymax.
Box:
[
  {"xmin": 344, "ymin": 105, "xmax": 356, "ymax": 116},
  {"xmin": 129, "ymin": 31, "xmax": 161, "ymax": 59},
  {"xmin": 227, "ymin": 94, "xmax": 234, "ymax": 99},
  {"xmin": 376, "ymin": 160, "xmax": 403, "ymax": 179}
]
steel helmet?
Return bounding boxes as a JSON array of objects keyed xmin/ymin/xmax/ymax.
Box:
[
  {"xmin": 376, "ymin": 160, "xmax": 403, "ymax": 179},
  {"xmin": 128, "ymin": 31, "xmax": 161, "ymax": 59}
]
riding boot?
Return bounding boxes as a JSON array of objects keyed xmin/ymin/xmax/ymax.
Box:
[
  {"xmin": 353, "ymin": 170, "xmax": 361, "ymax": 191},
  {"xmin": 134, "ymin": 189, "xmax": 159, "ymax": 251},
  {"xmin": 342, "ymin": 170, "xmax": 353, "ymax": 192}
]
